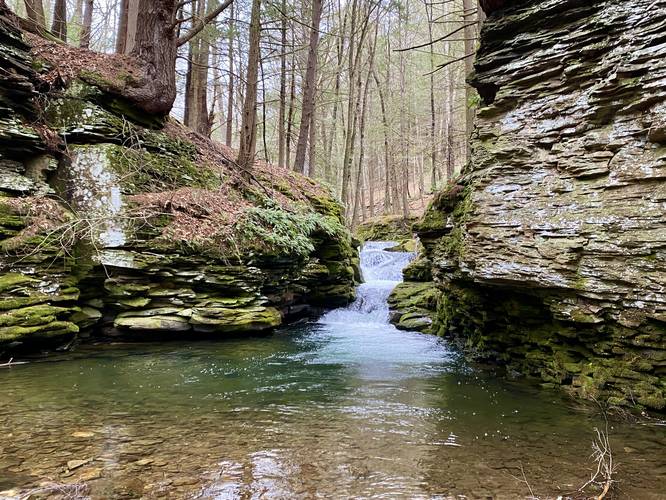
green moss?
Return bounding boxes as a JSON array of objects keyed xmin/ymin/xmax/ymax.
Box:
[
  {"xmin": 307, "ymin": 192, "xmax": 344, "ymax": 220},
  {"xmin": 181, "ymin": 305, "xmax": 283, "ymax": 332},
  {"xmin": 388, "ymin": 282, "xmax": 439, "ymax": 310},
  {"xmin": 388, "ymin": 282, "xmax": 440, "ymax": 334},
  {"xmin": 106, "ymin": 144, "xmax": 219, "ymax": 194},
  {"xmin": 0, "ymin": 273, "xmax": 36, "ymax": 292},
  {"xmin": 356, "ymin": 215, "xmax": 417, "ymax": 242},
  {"xmin": 0, "ymin": 320, "xmax": 78, "ymax": 342},
  {"xmin": 402, "ymin": 256, "xmax": 433, "ymax": 282},
  {"xmin": 385, "ymin": 239, "xmax": 418, "ymax": 252},
  {"xmin": 0, "ymin": 304, "xmax": 74, "ymax": 328},
  {"xmin": 396, "ymin": 312, "xmax": 433, "ymax": 332}
]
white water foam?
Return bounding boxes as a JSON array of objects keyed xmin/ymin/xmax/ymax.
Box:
[{"xmin": 319, "ymin": 242, "xmax": 415, "ymax": 325}]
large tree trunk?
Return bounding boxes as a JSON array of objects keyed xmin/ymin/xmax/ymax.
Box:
[
  {"xmin": 237, "ymin": 0, "xmax": 261, "ymax": 172},
  {"xmin": 79, "ymin": 0, "xmax": 93, "ymax": 48},
  {"xmin": 23, "ymin": 0, "xmax": 45, "ymax": 28},
  {"xmin": 292, "ymin": 0, "xmax": 322, "ymax": 174},
  {"xmin": 51, "ymin": 0, "xmax": 67, "ymax": 41},
  {"xmin": 123, "ymin": 0, "xmax": 178, "ymax": 116}
]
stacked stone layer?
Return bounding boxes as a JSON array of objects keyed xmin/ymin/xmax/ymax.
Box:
[
  {"xmin": 418, "ymin": 0, "xmax": 666, "ymax": 410},
  {"xmin": 0, "ymin": 13, "xmax": 357, "ymax": 353}
]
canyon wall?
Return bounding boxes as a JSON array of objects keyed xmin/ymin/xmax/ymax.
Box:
[{"xmin": 412, "ymin": 0, "xmax": 666, "ymax": 410}]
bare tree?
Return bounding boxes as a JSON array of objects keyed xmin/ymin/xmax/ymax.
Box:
[
  {"xmin": 292, "ymin": 0, "xmax": 322, "ymax": 174},
  {"xmin": 79, "ymin": 0, "xmax": 93, "ymax": 48},
  {"xmin": 237, "ymin": 0, "xmax": 261, "ymax": 171},
  {"xmin": 51, "ymin": 0, "xmax": 67, "ymax": 41},
  {"xmin": 23, "ymin": 0, "xmax": 45, "ymax": 29}
]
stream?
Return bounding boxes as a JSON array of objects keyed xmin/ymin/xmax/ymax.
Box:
[{"xmin": 0, "ymin": 242, "xmax": 665, "ymax": 499}]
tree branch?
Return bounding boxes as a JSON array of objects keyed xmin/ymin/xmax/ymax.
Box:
[
  {"xmin": 424, "ymin": 52, "xmax": 475, "ymax": 75},
  {"xmin": 177, "ymin": 0, "xmax": 234, "ymax": 47},
  {"xmin": 395, "ymin": 22, "xmax": 477, "ymax": 52}
]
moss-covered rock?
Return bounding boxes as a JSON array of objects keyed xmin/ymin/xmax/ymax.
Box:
[
  {"xmin": 0, "ymin": 15, "xmax": 358, "ymax": 354},
  {"xmin": 356, "ymin": 215, "xmax": 418, "ymax": 242},
  {"xmin": 388, "ymin": 281, "xmax": 440, "ymax": 334}
]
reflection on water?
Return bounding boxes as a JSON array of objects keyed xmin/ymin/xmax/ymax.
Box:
[{"xmin": 0, "ymin": 243, "xmax": 665, "ymax": 499}]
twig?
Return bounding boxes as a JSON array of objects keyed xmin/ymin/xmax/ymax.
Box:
[{"xmin": 0, "ymin": 357, "xmax": 29, "ymax": 367}]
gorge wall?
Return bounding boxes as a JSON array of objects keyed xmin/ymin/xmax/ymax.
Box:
[
  {"xmin": 409, "ymin": 0, "xmax": 666, "ymax": 410},
  {"xmin": 0, "ymin": 8, "xmax": 357, "ymax": 355}
]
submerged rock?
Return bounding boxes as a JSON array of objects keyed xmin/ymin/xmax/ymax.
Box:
[{"xmin": 418, "ymin": 0, "xmax": 666, "ymax": 410}]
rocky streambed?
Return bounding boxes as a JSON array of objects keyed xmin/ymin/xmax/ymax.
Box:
[{"xmin": 0, "ymin": 243, "xmax": 664, "ymax": 499}]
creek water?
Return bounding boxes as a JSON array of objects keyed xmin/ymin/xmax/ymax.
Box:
[{"xmin": 1, "ymin": 243, "xmax": 665, "ymax": 499}]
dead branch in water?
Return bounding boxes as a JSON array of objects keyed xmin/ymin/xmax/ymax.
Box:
[
  {"xmin": 579, "ymin": 425, "xmax": 616, "ymax": 499},
  {"xmin": 16, "ymin": 481, "xmax": 90, "ymax": 499},
  {"xmin": 0, "ymin": 357, "xmax": 28, "ymax": 367}
]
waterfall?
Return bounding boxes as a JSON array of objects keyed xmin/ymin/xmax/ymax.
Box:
[{"xmin": 319, "ymin": 241, "xmax": 415, "ymax": 325}]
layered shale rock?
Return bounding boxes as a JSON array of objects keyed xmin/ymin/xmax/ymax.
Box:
[
  {"xmin": 420, "ymin": 0, "xmax": 666, "ymax": 410},
  {"xmin": 0, "ymin": 10, "xmax": 357, "ymax": 354}
]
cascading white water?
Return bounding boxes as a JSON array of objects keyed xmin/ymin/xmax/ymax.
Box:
[{"xmin": 319, "ymin": 241, "xmax": 415, "ymax": 325}]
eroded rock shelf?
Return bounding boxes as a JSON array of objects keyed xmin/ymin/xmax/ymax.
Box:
[{"xmin": 408, "ymin": 0, "xmax": 666, "ymax": 410}]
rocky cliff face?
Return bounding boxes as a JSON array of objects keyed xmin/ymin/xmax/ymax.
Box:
[
  {"xmin": 0, "ymin": 10, "xmax": 357, "ymax": 355},
  {"xmin": 416, "ymin": 0, "xmax": 666, "ymax": 410}
]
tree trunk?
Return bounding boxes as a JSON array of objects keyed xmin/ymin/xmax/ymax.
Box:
[
  {"xmin": 79, "ymin": 0, "xmax": 93, "ymax": 48},
  {"xmin": 425, "ymin": 0, "xmax": 437, "ymax": 190},
  {"xmin": 398, "ymin": 2, "xmax": 409, "ymax": 218},
  {"xmin": 210, "ymin": 43, "xmax": 225, "ymax": 139},
  {"xmin": 372, "ymin": 68, "xmax": 392, "ymax": 215},
  {"xmin": 292, "ymin": 0, "xmax": 322, "ymax": 174},
  {"xmin": 124, "ymin": 0, "xmax": 139, "ymax": 53},
  {"xmin": 123, "ymin": 0, "xmax": 177, "ymax": 115},
  {"xmin": 260, "ymin": 55, "xmax": 269, "ymax": 162},
  {"xmin": 184, "ymin": 0, "xmax": 211, "ymax": 135},
  {"xmin": 463, "ymin": 0, "xmax": 477, "ymax": 163},
  {"xmin": 225, "ymin": 1, "xmax": 234, "ymax": 146},
  {"xmin": 50, "ymin": 0, "xmax": 67, "ymax": 41},
  {"xmin": 277, "ymin": 0, "xmax": 287, "ymax": 169},
  {"xmin": 183, "ymin": 1, "xmax": 195, "ymax": 127},
  {"xmin": 352, "ymin": 21, "xmax": 377, "ymax": 226},
  {"xmin": 115, "ymin": 0, "xmax": 128, "ymax": 52},
  {"xmin": 237, "ymin": 0, "xmax": 261, "ymax": 172},
  {"xmin": 23, "ymin": 0, "xmax": 45, "ymax": 28},
  {"xmin": 307, "ymin": 98, "xmax": 317, "ymax": 177},
  {"xmin": 285, "ymin": 20, "xmax": 296, "ymax": 170}
]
